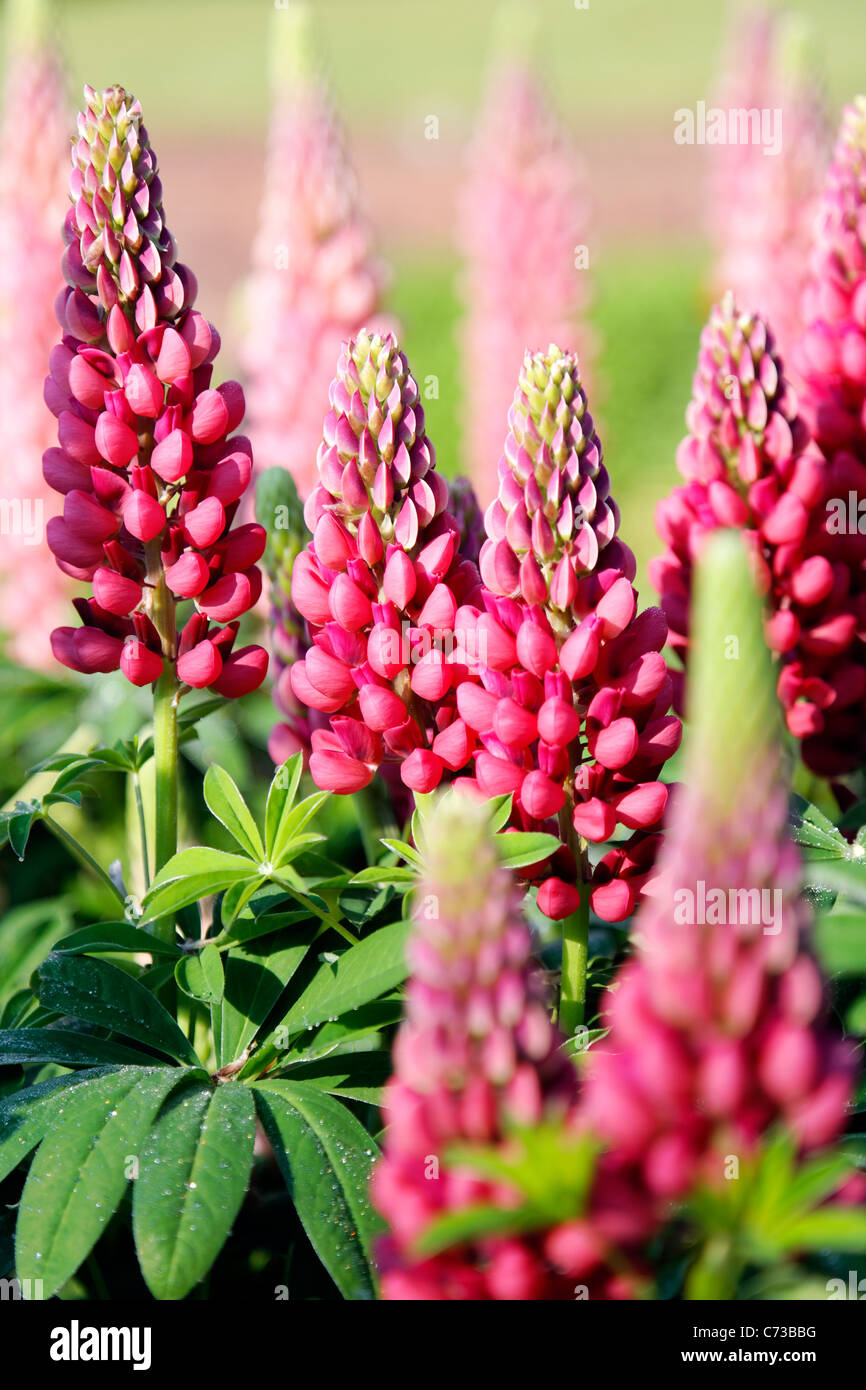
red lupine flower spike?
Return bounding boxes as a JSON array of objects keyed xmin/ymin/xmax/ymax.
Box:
[
  {"xmin": 582, "ymin": 534, "xmax": 857, "ymax": 1211},
  {"xmin": 458, "ymin": 346, "xmax": 680, "ymax": 923},
  {"xmin": 291, "ymin": 329, "xmax": 481, "ymax": 795},
  {"xmin": 43, "ymin": 84, "xmax": 267, "ymax": 700},
  {"xmin": 652, "ymin": 291, "xmax": 864, "ymax": 774}
]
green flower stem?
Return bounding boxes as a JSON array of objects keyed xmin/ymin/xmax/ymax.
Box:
[
  {"xmin": 559, "ymin": 874, "xmax": 590, "ymax": 1036},
  {"xmin": 145, "ymin": 540, "xmax": 179, "ymax": 945},
  {"xmin": 685, "ymin": 1237, "xmax": 741, "ymax": 1300},
  {"xmin": 558, "ymin": 765, "xmax": 591, "ymax": 1035},
  {"xmin": 152, "ymin": 670, "xmax": 178, "ymax": 873},
  {"xmin": 42, "ymin": 813, "xmax": 126, "ymax": 907},
  {"xmin": 271, "ymin": 873, "xmax": 358, "ymax": 946}
]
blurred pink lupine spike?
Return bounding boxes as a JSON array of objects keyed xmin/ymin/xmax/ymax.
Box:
[
  {"xmin": 652, "ymin": 292, "xmax": 865, "ymax": 776},
  {"xmin": 707, "ymin": 6, "xmax": 830, "ymax": 379},
  {"xmin": 0, "ymin": 0, "xmax": 70, "ymax": 669},
  {"xmin": 458, "ymin": 4, "xmax": 590, "ymax": 504},
  {"xmin": 372, "ymin": 791, "xmax": 584, "ymax": 1300},
  {"xmin": 240, "ymin": 2, "xmax": 392, "ymax": 499},
  {"xmin": 583, "ymin": 533, "xmax": 858, "ymax": 1214},
  {"xmin": 792, "ymin": 95, "xmax": 866, "ymax": 776}
]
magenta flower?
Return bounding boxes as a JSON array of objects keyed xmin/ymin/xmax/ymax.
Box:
[
  {"xmin": 458, "ymin": 51, "xmax": 590, "ymax": 503},
  {"xmin": 457, "ymin": 346, "xmax": 680, "ymax": 924},
  {"xmin": 240, "ymin": 2, "xmax": 391, "ymax": 499},
  {"xmin": 43, "ymin": 85, "xmax": 268, "ymax": 699},
  {"xmin": 583, "ymin": 533, "xmax": 857, "ymax": 1207},
  {"xmin": 372, "ymin": 793, "xmax": 585, "ymax": 1300},
  {"xmin": 0, "ymin": 0, "xmax": 70, "ymax": 670},
  {"xmin": 291, "ymin": 329, "xmax": 482, "ymax": 795},
  {"xmin": 791, "ymin": 96, "xmax": 866, "ymax": 773},
  {"xmin": 652, "ymin": 293, "xmax": 865, "ymax": 776},
  {"xmin": 707, "ymin": 6, "xmax": 830, "ymax": 378}
]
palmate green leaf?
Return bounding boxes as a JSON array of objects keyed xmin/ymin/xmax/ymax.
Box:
[
  {"xmin": 418, "ymin": 1127, "xmax": 599, "ymax": 1258},
  {"xmin": 270, "ymin": 801, "xmax": 331, "ymax": 870},
  {"xmin": 416, "ymin": 1203, "xmax": 539, "ymax": 1256},
  {"xmin": 495, "ymin": 831, "xmax": 561, "ymax": 870},
  {"xmin": 35, "ymin": 953, "xmax": 199, "ymax": 1066},
  {"xmin": 270, "ymin": 829, "xmax": 327, "ymax": 868},
  {"xmin": 140, "ymin": 847, "xmax": 257, "ymax": 923},
  {"xmin": 788, "ymin": 795, "xmax": 849, "ymax": 860},
  {"xmin": 0, "ymin": 1071, "xmax": 110, "ymax": 1184},
  {"xmin": 0, "ymin": 990, "xmax": 34, "ymax": 1029},
  {"xmin": 379, "ymin": 838, "xmax": 423, "ymax": 868},
  {"xmin": 837, "ymin": 797, "xmax": 866, "ymax": 832},
  {"xmin": 814, "ymin": 908, "xmax": 866, "ymax": 975},
  {"xmin": 214, "ymin": 908, "xmax": 312, "ymax": 950},
  {"xmin": 175, "ymin": 944, "xmax": 225, "ymax": 1006},
  {"xmin": 805, "ymin": 857, "xmax": 866, "ymax": 905},
  {"xmin": 15, "ymin": 1066, "xmax": 186, "ymax": 1298},
  {"xmin": 146, "ymin": 845, "xmax": 258, "ymax": 890},
  {"xmin": 282, "ymin": 997, "xmax": 405, "ymax": 1067},
  {"xmin": 254, "ymin": 1080, "xmax": 381, "ymax": 1300},
  {"xmin": 218, "ymin": 876, "xmax": 267, "ymax": 929},
  {"xmin": 132, "ymin": 1081, "xmax": 256, "ymax": 1300},
  {"xmin": 350, "ymin": 865, "xmax": 414, "ymax": 889},
  {"xmin": 0, "ymin": 897, "xmax": 75, "ymax": 996},
  {"xmin": 264, "ymin": 754, "xmax": 303, "ymax": 862},
  {"xmin": 338, "ymin": 883, "xmax": 396, "ymax": 927},
  {"xmin": 7, "ymin": 807, "xmax": 36, "ymax": 860},
  {"xmin": 773, "ymin": 1207, "xmax": 866, "ymax": 1253},
  {"xmin": 280, "ymin": 1053, "xmax": 391, "ymax": 1104},
  {"xmin": 846, "ymin": 994, "xmax": 866, "ymax": 1034},
  {"xmin": 0, "ymin": 1027, "xmax": 157, "ymax": 1069},
  {"xmin": 203, "ymin": 764, "xmax": 264, "ymax": 861},
  {"xmin": 53, "ymin": 922, "xmax": 182, "ymax": 958},
  {"xmin": 486, "ymin": 793, "xmax": 514, "ymax": 833},
  {"xmin": 274, "ymin": 919, "xmax": 410, "ymax": 1038},
  {"xmin": 213, "ymin": 925, "xmax": 317, "ymax": 1068}
]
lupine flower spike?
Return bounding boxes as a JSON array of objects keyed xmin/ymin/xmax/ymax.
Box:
[
  {"xmin": 372, "ymin": 793, "xmax": 582, "ymax": 1300},
  {"xmin": 0, "ymin": 0, "xmax": 70, "ymax": 670},
  {"xmin": 256, "ymin": 464, "xmax": 325, "ymax": 764},
  {"xmin": 459, "ymin": 347, "xmax": 680, "ymax": 957},
  {"xmin": 583, "ymin": 533, "xmax": 857, "ymax": 1245},
  {"xmin": 458, "ymin": 2, "xmax": 590, "ymax": 503},
  {"xmin": 291, "ymin": 329, "xmax": 482, "ymax": 795},
  {"xmin": 708, "ymin": 6, "xmax": 829, "ymax": 378},
  {"xmin": 44, "ymin": 85, "xmax": 268, "ymax": 702},
  {"xmin": 652, "ymin": 292, "xmax": 865, "ymax": 775},
  {"xmin": 240, "ymin": 2, "xmax": 391, "ymax": 498},
  {"xmin": 793, "ymin": 96, "xmax": 866, "ymax": 773}
]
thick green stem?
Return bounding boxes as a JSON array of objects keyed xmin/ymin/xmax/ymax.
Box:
[
  {"xmin": 557, "ymin": 773, "xmax": 591, "ymax": 1036},
  {"xmin": 559, "ymin": 891, "xmax": 590, "ymax": 1036},
  {"xmin": 144, "ymin": 540, "xmax": 179, "ymax": 944},
  {"xmin": 152, "ymin": 670, "xmax": 178, "ymax": 876}
]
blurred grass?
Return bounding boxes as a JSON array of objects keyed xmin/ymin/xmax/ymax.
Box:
[{"xmin": 18, "ymin": 0, "xmax": 865, "ymax": 137}]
